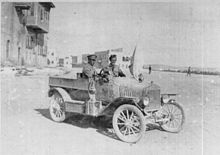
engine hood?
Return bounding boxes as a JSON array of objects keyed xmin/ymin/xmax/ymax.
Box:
[{"xmin": 111, "ymin": 77, "xmax": 160, "ymax": 98}]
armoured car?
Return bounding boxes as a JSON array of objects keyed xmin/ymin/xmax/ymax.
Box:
[{"xmin": 48, "ymin": 73, "xmax": 184, "ymax": 143}]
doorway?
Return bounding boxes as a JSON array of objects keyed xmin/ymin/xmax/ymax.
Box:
[
  {"xmin": 6, "ymin": 40, "xmax": 10, "ymax": 59},
  {"xmin": 18, "ymin": 47, "xmax": 21, "ymax": 65}
]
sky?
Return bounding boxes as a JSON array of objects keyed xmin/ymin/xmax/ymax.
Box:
[{"xmin": 48, "ymin": 2, "xmax": 220, "ymax": 68}]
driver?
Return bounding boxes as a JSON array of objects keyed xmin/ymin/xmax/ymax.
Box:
[
  {"xmin": 102, "ymin": 55, "xmax": 126, "ymax": 77},
  {"xmin": 82, "ymin": 54, "xmax": 100, "ymax": 95},
  {"xmin": 82, "ymin": 54, "xmax": 98, "ymax": 80}
]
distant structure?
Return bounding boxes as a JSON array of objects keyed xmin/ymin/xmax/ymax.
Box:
[
  {"xmin": 47, "ymin": 49, "xmax": 58, "ymax": 67},
  {"xmin": 94, "ymin": 48, "xmax": 130, "ymax": 70},
  {"xmin": 80, "ymin": 48, "xmax": 130, "ymax": 70},
  {"xmin": 71, "ymin": 56, "xmax": 78, "ymax": 67},
  {"xmin": 1, "ymin": 2, "xmax": 55, "ymax": 67},
  {"xmin": 94, "ymin": 50, "xmax": 110, "ymax": 68},
  {"xmin": 57, "ymin": 55, "xmax": 78, "ymax": 68},
  {"xmin": 64, "ymin": 56, "xmax": 72, "ymax": 68},
  {"xmin": 121, "ymin": 56, "xmax": 130, "ymax": 70},
  {"xmin": 82, "ymin": 54, "xmax": 90, "ymax": 64},
  {"xmin": 58, "ymin": 58, "xmax": 64, "ymax": 67}
]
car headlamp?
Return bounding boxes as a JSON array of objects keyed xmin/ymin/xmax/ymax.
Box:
[
  {"xmin": 143, "ymin": 97, "xmax": 150, "ymax": 106},
  {"xmin": 162, "ymin": 95, "xmax": 169, "ymax": 103}
]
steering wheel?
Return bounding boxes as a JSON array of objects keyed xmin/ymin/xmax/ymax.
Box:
[{"xmin": 98, "ymin": 68, "xmax": 110, "ymax": 83}]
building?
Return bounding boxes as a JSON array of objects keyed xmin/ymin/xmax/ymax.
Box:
[
  {"xmin": 64, "ymin": 56, "xmax": 72, "ymax": 68},
  {"xmin": 94, "ymin": 50, "xmax": 110, "ymax": 68},
  {"xmin": 58, "ymin": 58, "xmax": 64, "ymax": 67},
  {"xmin": 82, "ymin": 53, "xmax": 90, "ymax": 64},
  {"xmin": 80, "ymin": 48, "xmax": 130, "ymax": 70},
  {"xmin": 1, "ymin": 2, "xmax": 55, "ymax": 67},
  {"xmin": 47, "ymin": 49, "xmax": 58, "ymax": 67},
  {"xmin": 71, "ymin": 56, "xmax": 78, "ymax": 66},
  {"xmin": 94, "ymin": 48, "xmax": 130, "ymax": 70},
  {"xmin": 121, "ymin": 56, "xmax": 131, "ymax": 70}
]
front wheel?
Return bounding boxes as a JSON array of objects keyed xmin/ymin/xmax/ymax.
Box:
[
  {"xmin": 161, "ymin": 102, "xmax": 185, "ymax": 133},
  {"xmin": 49, "ymin": 92, "xmax": 66, "ymax": 122},
  {"xmin": 112, "ymin": 104, "xmax": 146, "ymax": 143}
]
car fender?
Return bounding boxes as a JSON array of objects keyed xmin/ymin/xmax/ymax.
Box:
[
  {"xmin": 48, "ymin": 87, "xmax": 72, "ymax": 102},
  {"xmin": 99, "ymin": 97, "xmax": 143, "ymax": 117},
  {"xmin": 168, "ymin": 99, "xmax": 176, "ymax": 103}
]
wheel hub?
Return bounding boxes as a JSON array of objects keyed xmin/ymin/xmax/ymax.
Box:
[
  {"xmin": 125, "ymin": 120, "xmax": 133, "ymax": 128},
  {"xmin": 53, "ymin": 101, "xmax": 60, "ymax": 110},
  {"xmin": 170, "ymin": 114, "xmax": 174, "ymax": 121}
]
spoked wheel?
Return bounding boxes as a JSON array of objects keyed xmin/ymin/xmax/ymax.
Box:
[
  {"xmin": 161, "ymin": 102, "xmax": 185, "ymax": 133},
  {"xmin": 49, "ymin": 92, "xmax": 66, "ymax": 122},
  {"xmin": 113, "ymin": 104, "xmax": 146, "ymax": 143}
]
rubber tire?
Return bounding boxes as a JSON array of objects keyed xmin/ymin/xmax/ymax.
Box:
[
  {"xmin": 49, "ymin": 92, "xmax": 66, "ymax": 122},
  {"xmin": 161, "ymin": 102, "xmax": 185, "ymax": 133},
  {"xmin": 113, "ymin": 104, "xmax": 146, "ymax": 143}
]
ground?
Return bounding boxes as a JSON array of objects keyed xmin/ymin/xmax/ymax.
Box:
[{"xmin": 1, "ymin": 68, "xmax": 220, "ymax": 155}]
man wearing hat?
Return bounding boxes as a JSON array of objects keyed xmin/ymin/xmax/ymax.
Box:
[
  {"xmin": 103, "ymin": 54, "xmax": 126, "ymax": 77},
  {"xmin": 81, "ymin": 54, "xmax": 99, "ymax": 123},
  {"xmin": 82, "ymin": 54, "xmax": 98, "ymax": 79}
]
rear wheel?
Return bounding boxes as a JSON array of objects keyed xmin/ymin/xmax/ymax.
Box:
[
  {"xmin": 49, "ymin": 92, "xmax": 66, "ymax": 122},
  {"xmin": 113, "ymin": 104, "xmax": 146, "ymax": 143},
  {"xmin": 161, "ymin": 102, "xmax": 185, "ymax": 133}
]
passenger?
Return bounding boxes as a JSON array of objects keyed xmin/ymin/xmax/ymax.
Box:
[{"xmin": 103, "ymin": 55, "xmax": 126, "ymax": 77}]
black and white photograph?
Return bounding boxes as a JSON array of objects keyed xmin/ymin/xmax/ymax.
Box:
[{"xmin": 1, "ymin": 0, "xmax": 220, "ymax": 155}]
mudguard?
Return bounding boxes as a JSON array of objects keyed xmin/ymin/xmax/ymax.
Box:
[
  {"xmin": 98, "ymin": 97, "xmax": 143, "ymax": 117},
  {"xmin": 48, "ymin": 87, "xmax": 72, "ymax": 102},
  {"xmin": 161, "ymin": 93, "xmax": 178, "ymax": 97}
]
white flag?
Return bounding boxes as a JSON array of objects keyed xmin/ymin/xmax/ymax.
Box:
[{"xmin": 129, "ymin": 46, "xmax": 143, "ymax": 81}]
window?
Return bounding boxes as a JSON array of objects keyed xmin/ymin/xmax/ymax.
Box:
[
  {"xmin": 41, "ymin": 47, "xmax": 43, "ymax": 55},
  {"xmin": 30, "ymin": 4, "xmax": 34, "ymax": 16},
  {"xmin": 18, "ymin": 47, "xmax": 21, "ymax": 63},
  {"xmin": 44, "ymin": 11, "xmax": 46, "ymax": 21},
  {"xmin": 47, "ymin": 12, "xmax": 49, "ymax": 21},
  {"xmin": 40, "ymin": 8, "xmax": 43, "ymax": 21},
  {"xmin": 26, "ymin": 36, "xmax": 29, "ymax": 48},
  {"xmin": 44, "ymin": 10, "xmax": 48, "ymax": 21},
  {"xmin": 6, "ymin": 40, "xmax": 10, "ymax": 59},
  {"xmin": 44, "ymin": 46, "xmax": 47, "ymax": 56},
  {"xmin": 38, "ymin": 46, "xmax": 43, "ymax": 55},
  {"xmin": 26, "ymin": 35, "xmax": 34, "ymax": 49},
  {"xmin": 31, "ymin": 36, "xmax": 34, "ymax": 48}
]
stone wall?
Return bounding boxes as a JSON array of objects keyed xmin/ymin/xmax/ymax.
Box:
[{"xmin": 1, "ymin": 2, "xmax": 49, "ymax": 67}]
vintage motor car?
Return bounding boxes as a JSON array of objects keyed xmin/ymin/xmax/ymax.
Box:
[{"xmin": 48, "ymin": 72, "xmax": 185, "ymax": 143}]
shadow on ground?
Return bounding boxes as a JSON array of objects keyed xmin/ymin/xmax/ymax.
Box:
[
  {"xmin": 35, "ymin": 108, "xmax": 162, "ymax": 142},
  {"xmin": 35, "ymin": 108, "xmax": 119, "ymax": 141}
]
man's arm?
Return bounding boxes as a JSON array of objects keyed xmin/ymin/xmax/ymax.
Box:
[{"xmin": 82, "ymin": 65, "xmax": 93, "ymax": 78}]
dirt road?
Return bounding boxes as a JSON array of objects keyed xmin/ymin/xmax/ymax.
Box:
[{"xmin": 1, "ymin": 70, "xmax": 220, "ymax": 155}]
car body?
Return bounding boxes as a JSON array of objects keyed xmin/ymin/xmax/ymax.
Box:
[{"xmin": 48, "ymin": 73, "xmax": 185, "ymax": 143}]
